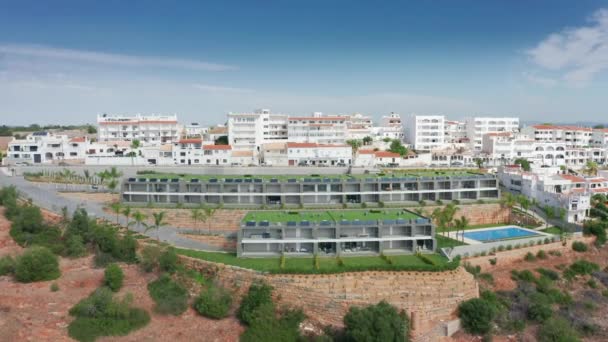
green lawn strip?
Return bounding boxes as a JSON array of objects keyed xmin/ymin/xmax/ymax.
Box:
[
  {"xmin": 540, "ymin": 227, "xmax": 562, "ymax": 235},
  {"xmin": 244, "ymin": 209, "xmax": 421, "ymax": 224},
  {"xmin": 175, "ymin": 248, "xmax": 454, "ymax": 274},
  {"xmin": 435, "ymin": 234, "xmax": 467, "ymax": 249}
]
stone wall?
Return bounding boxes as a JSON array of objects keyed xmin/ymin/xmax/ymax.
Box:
[
  {"xmin": 420, "ymin": 203, "xmax": 508, "ymax": 226},
  {"xmin": 179, "ymin": 256, "xmax": 478, "ymax": 338}
]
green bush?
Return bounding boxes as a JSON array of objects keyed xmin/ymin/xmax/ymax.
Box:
[
  {"xmin": 527, "ymin": 302, "xmax": 552, "ymax": 323},
  {"xmin": 569, "ymin": 260, "xmax": 599, "ymax": 276},
  {"xmin": 104, "ymin": 263, "xmax": 124, "ymax": 292},
  {"xmin": 536, "ymin": 268, "xmax": 559, "ymax": 281},
  {"xmin": 572, "ymin": 241, "xmax": 588, "ymax": 252},
  {"xmin": 50, "ymin": 282, "xmax": 60, "ymax": 292},
  {"xmin": 238, "ymin": 282, "xmax": 274, "ymax": 325},
  {"xmin": 537, "ymin": 317, "xmax": 580, "ymax": 342},
  {"xmin": 343, "ymin": 301, "xmax": 409, "ymax": 342},
  {"xmin": 489, "ymin": 258, "xmax": 497, "ymax": 266},
  {"xmin": 68, "ymin": 287, "xmax": 150, "ymax": 342},
  {"xmin": 66, "ymin": 234, "xmax": 88, "ymax": 258},
  {"xmin": 524, "ymin": 252, "xmax": 536, "ymax": 262},
  {"xmin": 139, "ymin": 245, "xmax": 161, "ymax": 272},
  {"xmin": 587, "ymin": 279, "xmax": 598, "ymax": 289},
  {"xmin": 583, "ymin": 220, "xmax": 607, "ymax": 246},
  {"xmin": 147, "ymin": 274, "xmax": 189, "ymax": 315},
  {"xmin": 193, "ymin": 283, "xmax": 232, "ymax": 319},
  {"xmin": 15, "ymin": 246, "xmax": 60, "ymax": 282},
  {"xmin": 159, "ymin": 247, "xmax": 179, "ymax": 274},
  {"xmin": 536, "ymin": 250, "xmax": 547, "ymax": 259},
  {"xmin": 0, "ymin": 255, "xmax": 16, "ymax": 276},
  {"xmin": 240, "ymin": 302, "xmax": 305, "ymax": 342},
  {"xmin": 458, "ymin": 298, "xmax": 496, "ymax": 335}
]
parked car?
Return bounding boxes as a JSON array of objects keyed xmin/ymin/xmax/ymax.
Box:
[
  {"xmin": 336, "ymin": 162, "xmax": 347, "ymax": 167},
  {"xmin": 14, "ymin": 162, "xmax": 30, "ymax": 166}
]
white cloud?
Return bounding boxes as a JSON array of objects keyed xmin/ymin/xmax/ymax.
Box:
[
  {"xmin": 522, "ymin": 72, "xmax": 558, "ymax": 87},
  {"xmin": 0, "ymin": 43, "xmax": 237, "ymax": 71},
  {"xmin": 527, "ymin": 8, "xmax": 608, "ymax": 86},
  {"xmin": 192, "ymin": 83, "xmax": 253, "ymax": 93}
]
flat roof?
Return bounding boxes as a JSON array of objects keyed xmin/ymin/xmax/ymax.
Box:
[
  {"xmin": 133, "ymin": 169, "xmax": 488, "ymax": 182},
  {"xmin": 243, "ymin": 209, "xmax": 422, "ymax": 224}
]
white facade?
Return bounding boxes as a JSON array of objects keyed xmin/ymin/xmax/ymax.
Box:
[
  {"xmin": 444, "ymin": 120, "xmax": 467, "ymax": 144},
  {"xmin": 97, "ymin": 114, "xmax": 180, "ymax": 143},
  {"xmin": 481, "ymin": 132, "xmax": 535, "ymax": 160},
  {"xmin": 465, "ymin": 116, "xmax": 519, "ymax": 151},
  {"xmin": 344, "ymin": 113, "xmax": 374, "ymax": 140},
  {"xmin": 404, "ymin": 115, "xmax": 446, "ymax": 151},
  {"xmin": 286, "ymin": 142, "xmax": 351, "ymax": 166},
  {"xmin": 521, "ymin": 125, "xmax": 593, "ymax": 148},
  {"xmin": 498, "ymin": 165, "xmax": 596, "ymax": 223},
  {"xmin": 591, "ymin": 129, "xmax": 608, "ymax": 147},
  {"xmin": 227, "ymin": 109, "xmax": 288, "ymax": 152},
  {"xmin": 260, "ymin": 143, "xmax": 288, "ymax": 166},
  {"xmin": 7, "ymin": 132, "xmax": 87, "ymax": 164},
  {"xmin": 287, "ymin": 114, "xmax": 348, "ymax": 145},
  {"xmin": 376, "ymin": 112, "xmax": 404, "ymax": 141}
]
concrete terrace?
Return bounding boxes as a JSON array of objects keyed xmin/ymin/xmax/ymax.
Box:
[{"xmin": 243, "ymin": 209, "xmax": 421, "ymax": 224}]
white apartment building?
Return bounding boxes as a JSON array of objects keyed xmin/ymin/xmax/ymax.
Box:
[
  {"xmin": 286, "ymin": 142, "xmax": 351, "ymax": 166},
  {"xmin": 444, "ymin": 120, "xmax": 468, "ymax": 144},
  {"xmin": 465, "ymin": 117, "xmax": 519, "ymax": 151},
  {"xmin": 481, "ymin": 132, "xmax": 535, "ymax": 160},
  {"xmin": 7, "ymin": 132, "xmax": 87, "ymax": 164},
  {"xmin": 521, "ymin": 125, "xmax": 593, "ymax": 148},
  {"xmin": 375, "ymin": 112, "xmax": 404, "ymax": 141},
  {"xmin": 227, "ymin": 109, "xmax": 288, "ymax": 152},
  {"xmin": 287, "ymin": 113, "xmax": 348, "ymax": 145},
  {"xmin": 591, "ymin": 129, "xmax": 608, "ymax": 147},
  {"xmin": 183, "ymin": 123, "xmax": 208, "ymax": 138},
  {"xmin": 498, "ymin": 165, "xmax": 599, "ymax": 223},
  {"xmin": 96, "ymin": 114, "xmax": 180, "ymax": 143},
  {"xmin": 404, "ymin": 115, "xmax": 446, "ymax": 151},
  {"xmin": 173, "ymin": 138, "xmax": 203, "ymax": 165},
  {"xmin": 355, "ymin": 150, "xmax": 432, "ymax": 168},
  {"xmin": 344, "ymin": 113, "xmax": 374, "ymax": 140},
  {"xmin": 260, "ymin": 143, "xmax": 288, "ymax": 166}
]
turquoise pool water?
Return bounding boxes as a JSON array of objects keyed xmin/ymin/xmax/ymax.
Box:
[{"xmin": 463, "ymin": 227, "xmax": 539, "ymax": 242}]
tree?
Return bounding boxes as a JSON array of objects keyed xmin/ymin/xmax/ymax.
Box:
[
  {"xmin": 389, "ymin": 139, "xmax": 408, "ymax": 156},
  {"xmin": 83, "ymin": 169, "xmax": 90, "ymax": 180},
  {"xmin": 104, "ymin": 263, "xmax": 124, "ymax": 292},
  {"xmin": 110, "ymin": 202, "xmax": 123, "ymax": 225},
  {"xmin": 190, "ymin": 208, "xmax": 204, "ymax": 229},
  {"xmin": 584, "ymin": 160, "xmax": 599, "ymax": 176},
  {"xmin": 86, "ymin": 125, "xmax": 97, "ymax": 134},
  {"xmin": 146, "ymin": 211, "xmax": 167, "ymax": 240},
  {"xmin": 147, "ymin": 274, "xmax": 189, "ymax": 315},
  {"xmin": 203, "ymin": 207, "xmax": 216, "ymax": 236},
  {"xmin": 514, "ymin": 158, "xmax": 531, "ymax": 171},
  {"xmin": 593, "ymin": 124, "xmax": 605, "ymax": 129},
  {"xmin": 430, "ymin": 207, "xmax": 445, "ymax": 236},
  {"xmin": 344, "ymin": 301, "xmax": 409, "ymax": 342},
  {"xmin": 474, "ymin": 158, "xmax": 484, "ymax": 169},
  {"xmin": 454, "ymin": 216, "xmax": 469, "ymax": 243},
  {"xmin": 15, "ymin": 246, "xmax": 61, "ymax": 283},
  {"xmin": 362, "ymin": 136, "xmax": 373, "ymax": 146},
  {"xmin": 132, "ymin": 210, "xmax": 147, "ymax": 231},
  {"xmin": 238, "ymin": 282, "xmax": 274, "ymax": 325},
  {"xmin": 215, "ymin": 135, "xmax": 228, "ymax": 145},
  {"xmin": 458, "ymin": 298, "xmax": 495, "ymax": 335},
  {"xmin": 346, "ymin": 139, "xmax": 363, "ymax": 162},
  {"xmin": 442, "ymin": 203, "xmax": 459, "ymax": 233},
  {"xmin": 122, "ymin": 206, "xmax": 133, "ymax": 227},
  {"xmin": 130, "ymin": 139, "xmax": 141, "ymax": 149},
  {"xmin": 500, "ymin": 192, "xmax": 517, "ymax": 223}
]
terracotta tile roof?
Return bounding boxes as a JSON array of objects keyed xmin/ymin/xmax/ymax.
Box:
[
  {"xmin": 589, "ymin": 178, "xmax": 608, "ymax": 183},
  {"xmin": 560, "ymin": 174, "xmax": 586, "ymax": 183},
  {"xmin": 203, "ymin": 144, "xmax": 231, "ymax": 150},
  {"xmin": 69, "ymin": 137, "xmax": 86, "ymax": 143},
  {"xmin": 374, "ymin": 151, "xmax": 401, "ymax": 158},
  {"xmin": 178, "ymin": 138, "xmax": 202, "ymax": 144},
  {"xmin": 100, "ymin": 120, "xmax": 177, "ymax": 125},
  {"xmin": 289, "ymin": 116, "xmax": 347, "ymax": 121},
  {"xmin": 358, "ymin": 150, "xmax": 375, "ymax": 154}
]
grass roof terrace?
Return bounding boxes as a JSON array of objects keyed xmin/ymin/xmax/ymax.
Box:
[
  {"xmin": 243, "ymin": 209, "xmax": 422, "ymax": 224},
  {"xmin": 134, "ymin": 169, "xmax": 486, "ymax": 182}
]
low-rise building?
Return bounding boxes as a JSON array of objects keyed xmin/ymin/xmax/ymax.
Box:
[
  {"xmin": 97, "ymin": 113, "xmax": 180, "ymax": 143},
  {"xmin": 237, "ymin": 209, "xmax": 435, "ymax": 257},
  {"xmin": 465, "ymin": 116, "xmax": 520, "ymax": 151},
  {"xmin": 7, "ymin": 132, "xmax": 87, "ymax": 164},
  {"xmin": 286, "ymin": 142, "xmax": 351, "ymax": 166},
  {"xmin": 522, "ymin": 125, "xmax": 593, "ymax": 148}
]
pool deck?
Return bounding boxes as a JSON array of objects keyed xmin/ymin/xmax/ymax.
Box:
[{"xmin": 446, "ymin": 225, "xmax": 554, "ymax": 245}]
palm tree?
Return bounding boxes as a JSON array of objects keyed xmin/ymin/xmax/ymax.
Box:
[
  {"xmin": 146, "ymin": 211, "xmax": 167, "ymax": 240},
  {"xmin": 362, "ymin": 136, "xmax": 373, "ymax": 146},
  {"xmin": 474, "ymin": 158, "xmax": 484, "ymax": 169},
  {"xmin": 430, "ymin": 207, "xmax": 445, "ymax": 236},
  {"xmin": 500, "ymin": 192, "xmax": 517, "ymax": 223},
  {"xmin": 122, "ymin": 206, "xmax": 134, "ymax": 227},
  {"xmin": 108, "ymin": 166, "xmax": 122, "ymax": 179},
  {"xmin": 203, "ymin": 207, "xmax": 216, "ymax": 236},
  {"xmin": 190, "ymin": 208, "xmax": 205, "ymax": 229},
  {"xmin": 97, "ymin": 170, "xmax": 109, "ymax": 185},
  {"xmin": 442, "ymin": 203, "xmax": 459, "ymax": 235},
  {"xmin": 109, "ymin": 202, "xmax": 122, "ymax": 224},
  {"xmin": 132, "ymin": 210, "xmax": 147, "ymax": 232},
  {"xmin": 585, "ymin": 161, "xmax": 599, "ymax": 176},
  {"xmin": 454, "ymin": 216, "xmax": 469, "ymax": 242},
  {"xmin": 107, "ymin": 178, "xmax": 119, "ymax": 193},
  {"xmin": 346, "ymin": 139, "xmax": 363, "ymax": 164}
]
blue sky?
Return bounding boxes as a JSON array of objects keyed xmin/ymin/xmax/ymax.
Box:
[{"xmin": 1, "ymin": 1, "xmax": 608, "ymax": 125}]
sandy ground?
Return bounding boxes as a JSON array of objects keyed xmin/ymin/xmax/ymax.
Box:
[
  {"xmin": 58, "ymin": 192, "xmax": 119, "ymax": 205},
  {"xmin": 450, "ymin": 241, "xmax": 608, "ymax": 341},
  {"xmin": 0, "ymin": 206, "xmax": 243, "ymax": 342}
]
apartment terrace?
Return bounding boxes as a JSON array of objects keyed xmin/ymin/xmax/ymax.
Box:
[{"xmin": 237, "ymin": 209, "xmax": 434, "ymax": 258}]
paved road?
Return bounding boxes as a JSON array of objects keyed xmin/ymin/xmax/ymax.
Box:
[{"xmin": 0, "ymin": 167, "xmax": 223, "ymax": 252}]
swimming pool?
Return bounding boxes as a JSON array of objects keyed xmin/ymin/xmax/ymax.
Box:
[{"xmin": 463, "ymin": 227, "xmax": 540, "ymax": 242}]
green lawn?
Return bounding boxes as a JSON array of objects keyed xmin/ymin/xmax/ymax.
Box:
[
  {"xmin": 243, "ymin": 209, "xmax": 421, "ymax": 224},
  {"xmin": 540, "ymin": 226, "xmax": 562, "ymax": 235},
  {"xmin": 435, "ymin": 234, "xmax": 467, "ymax": 249},
  {"xmin": 135, "ymin": 169, "xmax": 487, "ymax": 183},
  {"xmin": 175, "ymin": 248, "xmax": 457, "ymax": 274}
]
